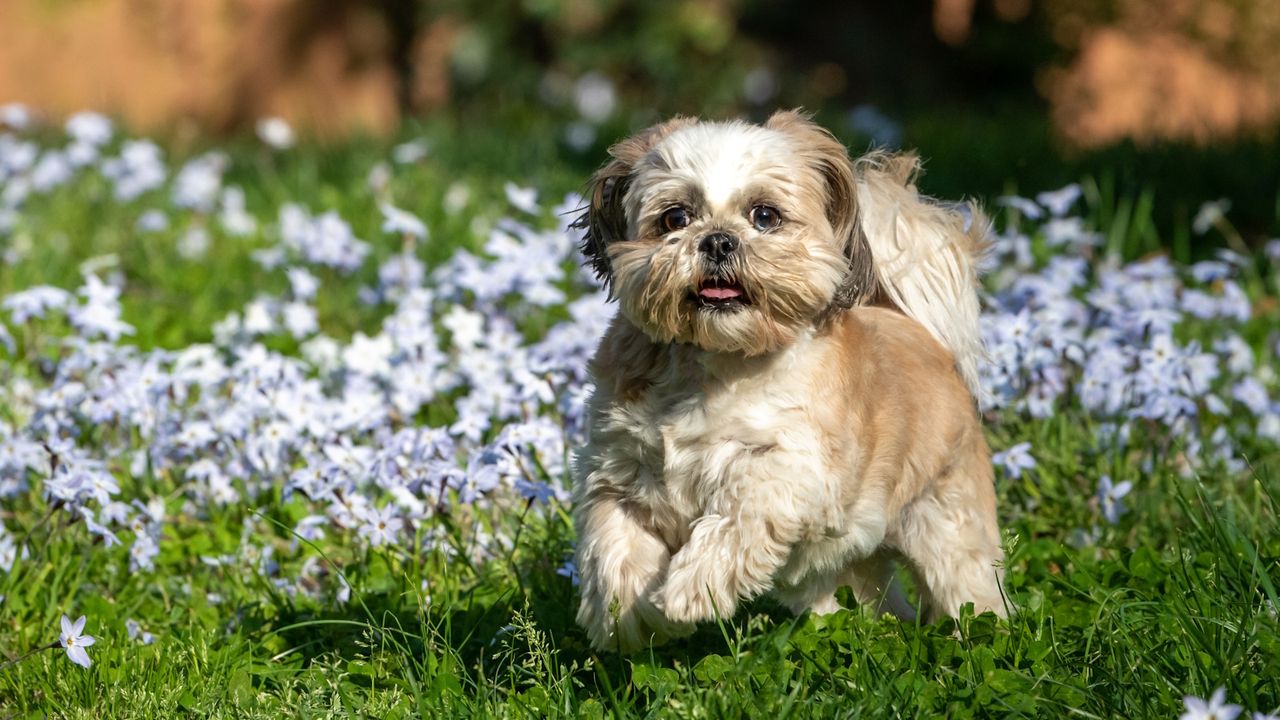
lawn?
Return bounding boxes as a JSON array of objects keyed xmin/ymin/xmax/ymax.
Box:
[{"xmin": 0, "ymin": 112, "xmax": 1277, "ymax": 718}]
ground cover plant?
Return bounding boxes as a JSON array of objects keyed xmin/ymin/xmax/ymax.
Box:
[{"xmin": 0, "ymin": 110, "xmax": 1277, "ymax": 718}]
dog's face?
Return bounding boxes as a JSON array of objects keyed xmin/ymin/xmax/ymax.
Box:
[{"xmin": 578, "ymin": 111, "xmax": 876, "ymax": 355}]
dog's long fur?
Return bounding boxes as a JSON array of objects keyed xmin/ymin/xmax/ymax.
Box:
[{"xmin": 571, "ymin": 110, "xmax": 1004, "ymax": 653}]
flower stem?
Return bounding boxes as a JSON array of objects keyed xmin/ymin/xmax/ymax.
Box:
[{"xmin": 0, "ymin": 641, "xmax": 59, "ymax": 672}]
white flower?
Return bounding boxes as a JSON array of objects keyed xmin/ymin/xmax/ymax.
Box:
[
  {"xmin": 443, "ymin": 182, "xmax": 471, "ymax": 215},
  {"xmin": 59, "ymin": 614, "xmax": 96, "ymax": 668},
  {"xmin": 136, "ymin": 210, "xmax": 170, "ymax": 233},
  {"xmin": 997, "ymin": 195, "xmax": 1043, "ymax": 220},
  {"xmin": 172, "ymin": 152, "xmax": 226, "ymax": 212},
  {"xmin": 563, "ymin": 121, "xmax": 596, "ymax": 152},
  {"xmin": 65, "ymin": 112, "xmax": 113, "ymax": 146},
  {"xmin": 282, "ymin": 302, "xmax": 318, "ymax": 339},
  {"xmin": 256, "ymin": 117, "xmax": 295, "ymax": 150},
  {"xmin": 1036, "ymin": 184, "xmax": 1082, "ymax": 217},
  {"xmin": 357, "ymin": 504, "xmax": 400, "ymax": 547},
  {"xmin": 379, "ymin": 203, "xmax": 427, "ymax": 239},
  {"xmin": 442, "ymin": 306, "xmax": 485, "ymax": 350},
  {"xmin": 1181, "ymin": 688, "xmax": 1242, "ymax": 720},
  {"xmin": 100, "ymin": 140, "xmax": 166, "ymax": 201},
  {"xmin": 0, "ymin": 136, "xmax": 37, "ymax": 178},
  {"xmin": 392, "ymin": 139, "xmax": 429, "ymax": 164},
  {"xmin": 177, "ymin": 227, "xmax": 211, "ymax": 260},
  {"xmin": 65, "ymin": 140, "xmax": 99, "ymax": 168},
  {"xmin": 242, "ymin": 298, "xmax": 276, "ymax": 335},
  {"xmin": 504, "ymin": 182, "xmax": 539, "ymax": 215},
  {"xmin": 342, "ymin": 332, "xmax": 394, "ymax": 377},
  {"xmin": 299, "ymin": 335, "xmax": 340, "ymax": 373},
  {"xmin": 367, "ymin": 162, "xmax": 391, "ymax": 194},
  {"xmin": 0, "ymin": 103, "xmax": 33, "ymax": 130},
  {"xmin": 1192, "ymin": 199, "xmax": 1231, "ymax": 235},
  {"xmin": 286, "ymin": 267, "xmax": 319, "ymax": 301},
  {"xmin": 219, "ymin": 187, "xmax": 257, "ymax": 236},
  {"xmin": 31, "ymin": 151, "xmax": 74, "ymax": 191},
  {"xmin": 69, "ymin": 274, "xmax": 134, "ymax": 341},
  {"xmin": 573, "ymin": 72, "xmax": 617, "ymax": 123}
]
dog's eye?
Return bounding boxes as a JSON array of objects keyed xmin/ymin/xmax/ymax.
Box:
[
  {"xmin": 749, "ymin": 205, "xmax": 782, "ymax": 231},
  {"xmin": 660, "ymin": 207, "xmax": 691, "ymax": 233}
]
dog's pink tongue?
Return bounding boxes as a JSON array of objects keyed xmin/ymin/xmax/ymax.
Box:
[{"xmin": 700, "ymin": 285, "xmax": 742, "ymax": 300}]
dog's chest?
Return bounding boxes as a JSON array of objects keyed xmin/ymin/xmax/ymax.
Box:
[{"xmin": 602, "ymin": 360, "xmax": 813, "ymax": 533}]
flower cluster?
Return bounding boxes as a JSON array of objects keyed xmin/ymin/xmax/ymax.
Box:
[
  {"xmin": 0, "ymin": 112, "xmax": 622, "ymax": 608},
  {"xmin": 0, "ymin": 108, "xmax": 1276, "ymax": 617},
  {"xmin": 984, "ymin": 187, "xmax": 1279, "ymax": 476}
]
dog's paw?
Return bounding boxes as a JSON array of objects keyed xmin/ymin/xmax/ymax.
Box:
[{"xmin": 652, "ymin": 559, "xmax": 737, "ymax": 624}]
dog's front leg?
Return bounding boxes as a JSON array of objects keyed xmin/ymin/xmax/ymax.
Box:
[
  {"xmin": 653, "ymin": 463, "xmax": 828, "ymax": 624},
  {"xmin": 574, "ymin": 491, "xmax": 693, "ymax": 652}
]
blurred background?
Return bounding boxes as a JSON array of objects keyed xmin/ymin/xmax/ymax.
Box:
[{"xmin": 2, "ymin": 0, "xmax": 1278, "ymax": 248}]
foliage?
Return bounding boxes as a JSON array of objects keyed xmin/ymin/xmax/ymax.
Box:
[{"xmin": 0, "ymin": 112, "xmax": 1277, "ymax": 718}]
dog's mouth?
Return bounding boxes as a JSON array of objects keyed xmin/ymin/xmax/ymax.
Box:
[{"xmin": 693, "ymin": 278, "xmax": 750, "ymax": 310}]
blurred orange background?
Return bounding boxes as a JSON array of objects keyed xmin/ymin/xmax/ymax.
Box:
[{"xmin": 2, "ymin": 0, "xmax": 1279, "ymax": 149}]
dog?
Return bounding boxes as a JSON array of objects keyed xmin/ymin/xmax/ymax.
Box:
[{"xmin": 570, "ymin": 110, "xmax": 1005, "ymax": 653}]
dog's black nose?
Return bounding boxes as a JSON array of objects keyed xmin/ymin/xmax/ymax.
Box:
[{"xmin": 698, "ymin": 233, "xmax": 739, "ymax": 263}]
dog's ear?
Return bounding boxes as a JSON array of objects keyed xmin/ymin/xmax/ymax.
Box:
[
  {"xmin": 574, "ymin": 116, "xmax": 698, "ymax": 291},
  {"xmin": 765, "ymin": 109, "xmax": 877, "ymax": 310}
]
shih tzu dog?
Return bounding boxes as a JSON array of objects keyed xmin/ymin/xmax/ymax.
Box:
[{"xmin": 571, "ymin": 110, "xmax": 1005, "ymax": 653}]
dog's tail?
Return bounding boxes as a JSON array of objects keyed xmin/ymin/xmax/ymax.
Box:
[{"xmin": 854, "ymin": 152, "xmax": 988, "ymax": 399}]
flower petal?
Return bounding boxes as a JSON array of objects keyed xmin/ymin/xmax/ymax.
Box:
[{"xmin": 66, "ymin": 644, "xmax": 91, "ymax": 668}]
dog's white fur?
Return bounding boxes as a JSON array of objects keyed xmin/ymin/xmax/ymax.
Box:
[{"xmin": 572, "ymin": 111, "xmax": 1005, "ymax": 653}]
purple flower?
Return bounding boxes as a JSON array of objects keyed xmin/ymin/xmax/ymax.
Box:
[
  {"xmin": 126, "ymin": 618, "xmax": 156, "ymax": 645},
  {"xmin": 100, "ymin": 140, "xmax": 166, "ymax": 201},
  {"xmin": 515, "ymin": 478, "xmax": 557, "ymax": 504},
  {"xmin": 992, "ymin": 442, "xmax": 1036, "ymax": 479},
  {"xmin": 1232, "ymin": 378, "xmax": 1270, "ymax": 416},
  {"xmin": 129, "ymin": 531, "xmax": 159, "ymax": 573},
  {"xmin": 1190, "ymin": 261, "xmax": 1232, "ymax": 283},
  {"xmin": 357, "ymin": 504, "xmax": 400, "ymax": 547},
  {"xmin": 557, "ymin": 558, "xmax": 580, "ymax": 586},
  {"xmin": 278, "ymin": 204, "xmax": 370, "ymax": 273},
  {"xmin": 1096, "ymin": 475, "xmax": 1133, "ymax": 524}
]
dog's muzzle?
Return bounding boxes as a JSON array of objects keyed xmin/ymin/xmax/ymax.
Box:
[
  {"xmin": 694, "ymin": 232, "xmax": 749, "ymax": 308},
  {"xmin": 697, "ymin": 232, "xmax": 739, "ymax": 264}
]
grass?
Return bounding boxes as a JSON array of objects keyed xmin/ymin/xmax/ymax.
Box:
[{"xmin": 0, "ymin": 124, "xmax": 1277, "ymax": 718}]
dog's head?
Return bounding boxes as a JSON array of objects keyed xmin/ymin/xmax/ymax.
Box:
[{"xmin": 575, "ymin": 110, "xmax": 876, "ymax": 355}]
